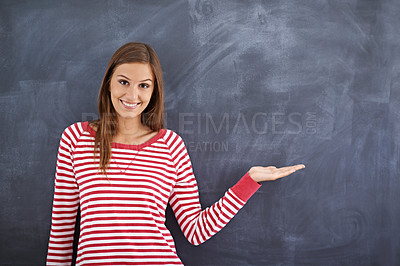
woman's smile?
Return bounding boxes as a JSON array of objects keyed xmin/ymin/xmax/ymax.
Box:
[{"xmin": 120, "ymin": 99, "xmax": 141, "ymax": 109}]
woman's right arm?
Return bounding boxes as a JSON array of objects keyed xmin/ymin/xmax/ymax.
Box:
[{"xmin": 46, "ymin": 128, "xmax": 80, "ymax": 266}]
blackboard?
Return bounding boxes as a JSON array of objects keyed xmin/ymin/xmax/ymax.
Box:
[{"xmin": 1, "ymin": 0, "xmax": 399, "ymax": 265}]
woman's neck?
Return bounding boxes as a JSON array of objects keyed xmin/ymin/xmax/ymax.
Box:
[
  {"xmin": 112, "ymin": 117, "xmax": 156, "ymax": 145},
  {"xmin": 116, "ymin": 117, "xmax": 148, "ymax": 136}
]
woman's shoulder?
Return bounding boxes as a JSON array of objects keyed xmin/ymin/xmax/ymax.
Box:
[
  {"xmin": 61, "ymin": 121, "xmax": 88, "ymax": 133},
  {"xmin": 74, "ymin": 120, "xmax": 95, "ymax": 134},
  {"xmin": 87, "ymin": 121, "xmax": 97, "ymax": 131},
  {"xmin": 161, "ymin": 127, "xmax": 177, "ymax": 137},
  {"xmin": 58, "ymin": 121, "xmax": 91, "ymax": 147},
  {"xmin": 161, "ymin": 128, "xmax": 187, "ymax": 146},
  {"xmin": 61, "ymin": 121, "xmax": 99, "ymax": 141}
]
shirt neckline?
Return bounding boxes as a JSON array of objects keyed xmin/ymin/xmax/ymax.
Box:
[{"xmin": 83, "ymin": 121, "xmax": 166, "ymax": 150}]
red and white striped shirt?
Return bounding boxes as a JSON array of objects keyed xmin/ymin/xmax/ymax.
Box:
[{"xmin": 46, "ymin": 121, "xmax": 261, "ymax": 265}]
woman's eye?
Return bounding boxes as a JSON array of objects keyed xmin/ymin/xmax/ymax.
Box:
[
  {"xmin": 119, "ymin": 80, "xmax": 129, "ymax": 86},
  {"xmin": 140, "ymin": 83, "xmax": 150, "ymax": 89}
]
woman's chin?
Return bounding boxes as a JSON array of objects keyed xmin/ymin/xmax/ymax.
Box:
[{"xmin": 116, "ymin": 112, "xmax": 142, "ymax": 120}]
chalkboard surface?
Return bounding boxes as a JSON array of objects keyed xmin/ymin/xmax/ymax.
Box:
[{"xmin": 1, "ymin": 0, "xmax": 399, "ymax": 265}]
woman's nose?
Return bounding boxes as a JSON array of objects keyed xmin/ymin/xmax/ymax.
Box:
[{"xmin": 126, "ymin": 85, "xmax": 139, "ymax": 99}]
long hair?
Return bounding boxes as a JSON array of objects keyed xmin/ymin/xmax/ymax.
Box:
[{"xmin": 89, "ymin": 42, "xmax": 164, "ymax": 183}]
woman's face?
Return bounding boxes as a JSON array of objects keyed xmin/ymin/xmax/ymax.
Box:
[{"xmin": 109, "ymin": 62, "xmax": 154, "ymax": 122}]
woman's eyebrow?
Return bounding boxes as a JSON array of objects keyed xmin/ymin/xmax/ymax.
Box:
[
  {"xmin": 117, "ymin": 74, "xmax": 131, "ymax": 80},
  {"xmin": 117, "ymin": 75, "xmax": 152, "ymax": 82}
]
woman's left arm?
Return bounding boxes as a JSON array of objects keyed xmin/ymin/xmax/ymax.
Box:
[{"xmin": 167, "ymin": 132, "xmax": 305, "ymax": 246}]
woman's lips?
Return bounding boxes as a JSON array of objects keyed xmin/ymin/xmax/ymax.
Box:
[{"xmin": 120, "ymin": 99, "xmax": 140, "ymax": 109}]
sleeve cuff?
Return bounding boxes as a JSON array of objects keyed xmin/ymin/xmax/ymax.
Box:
[{"xmin": 230, "ymin": 171, "xmax": 262, "ymax": 202}]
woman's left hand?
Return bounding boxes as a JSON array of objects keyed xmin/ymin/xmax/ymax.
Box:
[{"xmin": 248, "ymin": 164, "xmax": 305, "ymax": 183}]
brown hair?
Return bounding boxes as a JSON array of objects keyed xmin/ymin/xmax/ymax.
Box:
[{"xmin": 89, "ymin": 42, "xmax": 164, "ymax": 183}]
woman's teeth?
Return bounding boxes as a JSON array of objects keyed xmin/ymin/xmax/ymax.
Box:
[{"xmin": 121, "ymin": 100, "xmax": 140, "ymax": 107}]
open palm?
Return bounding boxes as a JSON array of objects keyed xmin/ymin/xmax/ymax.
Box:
[{"xmin": 249, "ymin": 164, "xmax": 305, "ymax": 183}]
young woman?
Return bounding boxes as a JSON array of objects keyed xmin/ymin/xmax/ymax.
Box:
[{"xmin": 46, "ymin": 42, "xmax": 305, "ymax": 265}]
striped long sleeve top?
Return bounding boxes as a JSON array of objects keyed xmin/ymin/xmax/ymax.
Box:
[{"xmin": 46, "ymin": 121, "xmax": 262, "ymax": 265}]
